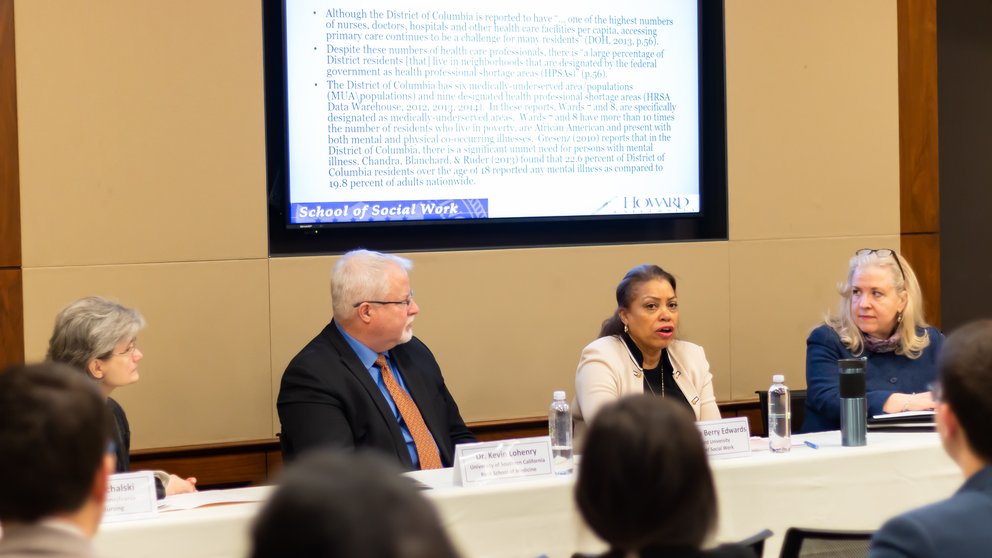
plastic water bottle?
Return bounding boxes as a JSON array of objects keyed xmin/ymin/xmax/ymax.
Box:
[
  {"xmin": 549, "ymin": 390, "xmax": 573, "ymax": 475},
  {"xmin": 768, "ymin": 375, "xmax": 791, "ymax": 453}
]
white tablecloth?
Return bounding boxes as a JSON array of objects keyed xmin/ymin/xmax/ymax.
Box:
[
  {"xmin": 407, "ymin": 431, "xmax": 960, "ymax": 558},
  {"xmin": 94, "ymin": 486, "xmax": 270, "ymax": 558},
  {"xmin": 90, "ymin": 431, "xmax": 961, "ymax": 558},
  {"xmin": 711, "ymin": 431, "xmax": 959, "ymax": 556}
]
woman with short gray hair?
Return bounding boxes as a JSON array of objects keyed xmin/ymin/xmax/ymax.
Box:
[
  {"xmin": 47, "ymin": 296, "xmax": 197, "ymax": 496},
  {"xmin": 47, "ymin": 296, "xmax": 146, "ymax": 377}
]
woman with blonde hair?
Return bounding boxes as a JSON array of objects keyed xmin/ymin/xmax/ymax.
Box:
[{"xmin": 803, "ymin": 249, "xmax": 943, "ymax": 432}]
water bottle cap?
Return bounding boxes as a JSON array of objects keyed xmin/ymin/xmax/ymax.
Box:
[
  {"xmin": 772, "ymin": 374, "xmax": 785, "ymax": 383},
  {"xmin": 553, "ymin": 390, "xmax": 566, "ymax": 400}
]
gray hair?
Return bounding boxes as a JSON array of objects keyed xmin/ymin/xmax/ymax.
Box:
[
  {"xmin": 825, "ymin": 250, "xmax": 931, "ymax": 358},
  {"xmin": 331, "ymin": 250, "xmax": 413, "ymax": 320},
  {"xmin": 46, "ymin": 296, "xmax": 146, "ymax": 373}
]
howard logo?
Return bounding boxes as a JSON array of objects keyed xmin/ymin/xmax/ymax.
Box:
[{"xmin": 624, "ymin": 196, "xmax": 693, "ymax": 211}]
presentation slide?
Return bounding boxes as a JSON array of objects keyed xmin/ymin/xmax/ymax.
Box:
[{"xmin": 283, "ymin": 0, "xmax": 700, "ymax": 225}]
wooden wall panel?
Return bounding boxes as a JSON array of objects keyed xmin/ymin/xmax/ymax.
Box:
[
  {"xmin": 898, "ymin": 0, "xmax": 939, "ymax": 234},
  {"xmin": 0, "ymin": 0, "xmax": 19, "ymax": 268},
  {"xmin": 726, "ymin": 0, "xmax": 900, "ymax": 242},
  {"xmin": 0, "ymin": 269, "xmax": 23, "ymax": 368},
  {"xmin": 901, "ymin": 234, "xmax": 941, "ymax": 327},
  {"xmin": 15, "ymin": 0, "xmax": 266, "ymax": 268},
  {"xmin": 130, "ymin": 439, "xmax": 274, "ymax": 490},
  {"xmin": 0, "ymin": 0, "xmax": 22, "ymax": 369},
  {"xmin": 898, "ymin": 0, "xmax": 940, "ymax": 327}
]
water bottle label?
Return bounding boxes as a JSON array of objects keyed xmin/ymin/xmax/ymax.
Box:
[
  {"xmin": 695, "ymin": 417, "xmax": 752, "ymax": 459},
  {"xmin": 451, "ymin": 437, "xmax": 557, "ymax": 487}
]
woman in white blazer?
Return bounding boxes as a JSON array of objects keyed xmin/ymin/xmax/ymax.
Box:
[{"xmin": 574, "ymin": 265, "xmax": 721, "ymax": 441}]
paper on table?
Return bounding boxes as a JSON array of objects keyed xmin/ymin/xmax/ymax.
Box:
[
  {"xmin": 157, "ymin": 486, "xmax": 272, "ymax": 512},
  {"xmin": 871, "ymin": 410, "xmax": 935, "ymax": 420}
]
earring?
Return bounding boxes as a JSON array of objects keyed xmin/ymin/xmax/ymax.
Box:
[
  {"xmin": 897, "ymin": 311, "xmax": 903, "ymax": 324},
  {"xmin": 623, "ymin": 323, "xmax": 629, "ymax": 333}
]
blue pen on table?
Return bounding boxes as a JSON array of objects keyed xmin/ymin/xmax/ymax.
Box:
[{"xmin": 804, "ymin": 440, "xmax": 819, "ymax": 450}]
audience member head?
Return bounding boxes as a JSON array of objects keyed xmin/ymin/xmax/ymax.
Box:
[
  {"xmin": 331, "ymin": 249, "xmax": 419, "ymax": 352},
  {"xmin": 46, "ymin": 296, "xmax": 145, "ymax": 394},
  {"xmin": 575, "ymin": 395, "xmax": 716, "ymax": 553},
  {"xmin": 251, "ymin": 450, "xmax": 460, "ymax": 558},
  {"xmin": 935, "ymin": 320, "xmax": 992, "ymax": 469},
  {"xmin": 600, "ymin": 264, "xmax": 679, "ymax": 354},
  {"xmin": 826, "ymin": 248, "xmax": 930, "ymax": 358},
  {"xmin": 0, "ymin": 362, "xmax": 113, "ymax": 532}
]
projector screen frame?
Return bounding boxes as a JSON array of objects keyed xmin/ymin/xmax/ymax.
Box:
[{"xmin": 263, "ymin": 0, "xmax": 728, "ymax": 255}]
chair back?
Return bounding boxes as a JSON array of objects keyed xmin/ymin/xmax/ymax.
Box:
[
  {"xmin": 755, "ymin": 389, "xmax": 807, "ymax": 437},
  {"xmin": 778, "ymin": 527, "xmax": 873, "ymax": 558},
  {"xmin": 737, "ymin": 528, "xmax": 773, "ymax": 557}
]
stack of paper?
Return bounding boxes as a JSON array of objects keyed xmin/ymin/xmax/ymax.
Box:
[{"xmin": 867, "ymin": 410, "xmax": 936, "ymax": 431}]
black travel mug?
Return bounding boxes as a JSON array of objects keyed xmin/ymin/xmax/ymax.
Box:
[{"xmin": 839, "ymin": 357, "xmax": 867, "ymax": 446}]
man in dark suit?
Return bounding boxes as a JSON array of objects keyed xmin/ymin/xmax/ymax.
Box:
[
  {"xmin": 870, "ymin": 320, "xmax": 992, "ymax": 558},
  {"xmin": 277, "ymin": 249, "xmax": 476, "ymax": 470},
  {"xmin": 0, "ymin": 362, "xmax": 114, "ymax": 558}
]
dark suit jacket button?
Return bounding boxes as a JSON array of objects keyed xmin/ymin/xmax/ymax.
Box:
[{"xmin": 889, "ymin": 377, "xmax": 898, "ymax": 384}]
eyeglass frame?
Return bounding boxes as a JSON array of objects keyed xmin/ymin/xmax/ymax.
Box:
[
  {"xmin": 352, "ymin": 290, "xmax": 414, "ymax": 309},
  {"xmin": 96, "ymin": 339, "xmax": 138, "ymax": 361},
  {"xmin": 855, "ymin": 248, "xmax": 906, "ymax": 282}
]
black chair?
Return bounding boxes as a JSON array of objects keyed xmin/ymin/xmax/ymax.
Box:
[
  {"xmin": 737, "ymin": 528, "xmax": 773, "ymax": 557},
  {"xmin": 778, "ymin": 527, "xmax": 874, "ymax": 558},
  {"xmin": 755, "ymin": 389, "xmax": 807, "ymax": 436}
]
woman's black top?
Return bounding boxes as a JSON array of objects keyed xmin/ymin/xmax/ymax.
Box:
[
  {"xmin": 620, "ymin": 332, "xmax": 692, "ymax": 413},
  {"xmin": 107, "ymin": 397, "xmax": 130, "ymax": 473},
  {"xmin": 107, "ymin": 397, "xmax": 165, "ymax": 498}
]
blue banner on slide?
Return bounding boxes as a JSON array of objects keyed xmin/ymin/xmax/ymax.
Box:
[{"xmin": 292, "ymin": 199, "xmax": 489, "ymax": 224}]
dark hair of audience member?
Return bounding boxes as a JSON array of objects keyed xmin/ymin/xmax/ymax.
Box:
[
  {"xmin": 251, "ymin": 450, "xmax": 461, "ymax": 558},
  {"xmin": 938, "ymin": 319, "xmax": 992, "ymax": 462},
  {"xmin": 600, "ymin": 264, "xmax": 678, "ymax": 337},
  {"xmin": 576, "ymin": 395, "xmax": 717, "ymax": 553},
  {"xmin": 0, "ymin": 362, "xmax": 111, "ymax": 522}
]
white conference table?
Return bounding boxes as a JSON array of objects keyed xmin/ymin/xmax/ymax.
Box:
[
  {"xmin": 409, "ymin": 431, "xmax": 960, "ymax": 558},
  {"xmin": 710, "ymin": 430, "xmax": 959, "ymax": 556},
  {"xmin": 94, "ymin": 486, "xmax": 270, "ymax": 558},
  {"xmin": 92, "ymin": 431, "xmax": 961, "ymax": 558}
]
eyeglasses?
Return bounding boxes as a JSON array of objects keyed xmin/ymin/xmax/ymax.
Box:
[
  {"xmin": 353, "ymin": 291, "xmax": 414, "ymax": 309},
  {"xmin": 115, "ymin": 340, "xmax": 137, "ymax": 356},
  {"xmin": 101, "ymin": 339, "xmax": 138, "ymax": 360},
  {"xmin": 855, "ymin": 248, "xmax": 905, "ymax": 281}
]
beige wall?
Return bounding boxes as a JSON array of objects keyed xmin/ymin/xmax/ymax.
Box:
[{"xmin": 16, "ymin": 0, "xmax": 900, "ymax": 449}]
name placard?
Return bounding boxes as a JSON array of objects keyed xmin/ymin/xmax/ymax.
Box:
[
  {"xmin": 103, "ymin": 471, "xmax": 158, "ymax": 522},
  {"xmin": 452, "ymin": 436, "xmax": 555, "ymax": 487},
  {"xmin": 696, "ymin": 417, "xmax": 752, "ymax": 459}
]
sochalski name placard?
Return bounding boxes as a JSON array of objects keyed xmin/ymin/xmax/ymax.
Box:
[
  {"xmin": 452, "ymin": 436, "xmax": 555, "ymax": 486},
  {"xmin": 696, "ymin": 417, "xmax": 752, "ymax": 459},
  {"xmin": 103, "ymin": 470, "xmax": 158, "ymax": 522}
]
